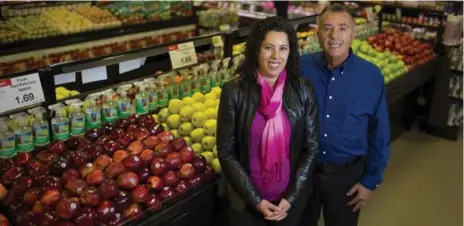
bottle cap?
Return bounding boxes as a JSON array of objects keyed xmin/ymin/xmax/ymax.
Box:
[
  {"xmin": 17, "ymin": 116, "xmax": 28, "ymax": 127},
  {"xmin": 34, "ymin": 113, "xmax": 43, "ymax": 120}
]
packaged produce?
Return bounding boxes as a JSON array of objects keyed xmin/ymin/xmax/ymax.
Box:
[
  {"xmin": 49, "ymin": 104, "xmax": 70, "ymax": 141},
  {"xmin": 84, "ymin": 97, "xmax": 102, "ymax": 129},
  {"xmin": 0, "ymin": 122, "xmax": 16, "ymax": 158},
  {"xmin": 70, "ymin": 102, "xmax": 86, "ymax": 136},
  {"xmin": 102, "ymin": 92, "xmax": 119, "ymax": 123},
  {"xmin": 134, "ymin": 82, "xmax": 150, "ymax": 115},
  {"xmin": 31, "ymin": 112, "xmax": 50, "ymax": 147},
  {"xmin": 179, "ymin": 69, "xmax": 192, "ymax": 98},
  {"xmin": 117, "ymin": 88, "xmax": 132, "ymax": 119}
]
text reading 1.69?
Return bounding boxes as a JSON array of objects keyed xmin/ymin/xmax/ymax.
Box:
[{"xmin": 15, "ymin": 93, "xmax": 35, "ymax": 104}]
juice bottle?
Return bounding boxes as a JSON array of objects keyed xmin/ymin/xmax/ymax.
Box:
[
  {"xmin": 102, "ymin": 93, "xmax": 119, "ymax": 123},
  {"xmin": 0, "ymin": 122, "xmax": 16, "ymax": 158},
  {"xmin": 200, "ymin": 64, "xmax": 211, "ymax": 93},
  {"xmin": 210, "ymin": 60, "xmax": 221, "ymax": 87},
  {"xmin": 117, "ymin": 88, "xmax": 132, "ymax": 119},
  {"xmin": 134, "ymin": 82, "xmax": 149, "ymax": 115},
  {"xmin": 179, "ymin": 69, "xmax": 192, "ymax": 98},
  {"xmin": 220, "ymin": 57, "xmax": 232, "ymax": 86},
  {"xmin": 32, "ymin": 112, "xmax": 50, "ymax": 147},
  {"xmin": 191, "ymin": 67, "xmax": 202, "ymax": 93},
  {"xmin": 168, "ymin": 72, "xmax": 181, "ymax": 99},
  {"xmin": 85, "ymin": 98, "xmax": 101, "ymax": 129},
  {"xmin": 70, "ymin": 103, "xmax": 85, "ymax": 136},
  {"xmin": 157, "ymin": 75, "xmax": 170, "ymax": 108},
  {"xmin": 144, "ymin": 79, "xmax": 158, "ymax": 112},
  {"xmin": 51, "ymin": 106, "xmax": 70, "ymax": 141}
]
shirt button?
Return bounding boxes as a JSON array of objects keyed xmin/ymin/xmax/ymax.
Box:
[
  {"xmin": 331, "ymin": 77, "xmax": 335, "ymax": 81},
  {"xmin": 326, "ymin": 114, "xmax": 330, "ymax": 118},
  {"xmin": 323, "ymin": 151, "xmax": 326, "ymax": 155},
  {"xmin": 324, "ymin": 134, "xmax": 327, "ymax": 137},
  {"xmin": 329, "ymin": 96, "xmax": 332, "ymax": 99},
  {"xmin": 341, "ymin": 71, "xmax": 344, "ymax": 75},
  {"xmin": 376, "ymin": 184, "xmax": 379, "ymax": 188}
]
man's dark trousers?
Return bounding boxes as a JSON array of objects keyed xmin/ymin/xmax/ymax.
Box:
[{"xmin": 298, "ymin": 157, "xmax": 366, "ymax": 226}]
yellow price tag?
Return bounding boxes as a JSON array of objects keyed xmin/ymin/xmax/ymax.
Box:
[{"xmin": 212, "ymin": 36, "xmax": 224, "ymax": 47}]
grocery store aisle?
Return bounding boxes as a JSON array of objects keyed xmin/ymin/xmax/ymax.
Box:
[{"xmin": 318, "ymin": 131, "xmax": 463, "ymax": 226}]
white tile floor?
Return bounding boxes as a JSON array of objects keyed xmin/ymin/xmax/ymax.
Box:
[{"xmin": 319, "ymin": 131, "xmax": 463, "ymax": 226}]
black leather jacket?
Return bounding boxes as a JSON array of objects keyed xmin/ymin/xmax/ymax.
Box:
[{"xmin": 217, "ymin": 77, "xmax": 319, "ymax": 210}]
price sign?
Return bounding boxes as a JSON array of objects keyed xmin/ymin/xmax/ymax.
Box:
[
  {"xmin": 212, "ymin": 36, "xmax": 224, "ymax": 47},
  {"xmin": 0, "ymin": 73, "xmax": 45, "ymax": 114},
  {"xmin": 169, "ymin": 42, "xmax": 198, "ymax": 69}
]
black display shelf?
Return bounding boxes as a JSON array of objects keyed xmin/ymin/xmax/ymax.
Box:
[
  {"xmin": 449, "ymin": 95, "xmax": 463, "ymax": 102},
  {"xmin": 0, "ymin": 15, "xmax": 197, "ymax": 56},
  {"xmin": 450, "ymin": 69, "xmax": 463, "ymax": 74},
  {"xmin": 383, "ymin": 20, "xmax": 442, "ymax": 30}
]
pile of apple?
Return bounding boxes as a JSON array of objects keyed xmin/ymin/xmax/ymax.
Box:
[
  {"xmin": 352, "ymin": 39, "xmax": 408, "ymax": 83},
  {"xmin": 154, "ymin": 87, "xmax": 222, "ymax": 175},
  {"xmin": 366, "ymin": 29, "xmax": 436, "ymax": 68},
  {"xmin": 0, "ymin": 114, "xmax": 215, "ymax": 226}
]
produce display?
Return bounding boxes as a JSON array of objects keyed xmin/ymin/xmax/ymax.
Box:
[
  {"xmin": 0, "ymin": 114, "xmax": 217, "ymax": 226},
  {"xmin": 447, "ymin": 45, "xmax": 463, "ymax": 71},
  {"xmin": 197, "ymin": 9, "xmax": 239, "ymax": 34},
  {"xmin": 382, "ymin": 13, "xmax": 442, "ymax": 27},
  {"xmin": 447, "ymin": 103, "xmax": 463, "ymax": 128}
]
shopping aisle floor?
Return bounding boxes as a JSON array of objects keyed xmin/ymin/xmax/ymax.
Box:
[{"xmin": 319, "ymin": 131, "xmax": 463, "ymax": 226}]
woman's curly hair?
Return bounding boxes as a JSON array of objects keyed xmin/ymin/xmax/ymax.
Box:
[{"xmin": 239, "ymin": 16, "xmax": 301, "ymax": 89}]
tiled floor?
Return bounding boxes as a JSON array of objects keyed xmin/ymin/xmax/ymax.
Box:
[{"xmin": 319, "ymin": 131, "xmax": 463, "ymax": 226}]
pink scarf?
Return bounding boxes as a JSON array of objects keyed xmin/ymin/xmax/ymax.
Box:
[{"xmin": 257, "ymin": 70, "xmax": 288, "ymax": 187}]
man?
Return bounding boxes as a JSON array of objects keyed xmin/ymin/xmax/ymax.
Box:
[{"xmin": 298, "ymin": 4, "xmax": 391, "ymax": 226}]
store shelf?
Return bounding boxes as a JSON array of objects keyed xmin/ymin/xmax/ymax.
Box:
[
  {"xmin": 374, "ymin": 3, "xmax": 445, "ymax": 15},
  {"xmin": 449, "ymin": 95, "xmax": 463, "ymax": 102},
  {"xmin": 450, "ymin": 69, "xmax": 463, "ymax": 74},
  {"xmin": 0, "ymin": 16, "xmax": 197, "ymax": 56},
  {"xmin": 383, "ymin": 20, "xmax": 442, "ymax": 30}
]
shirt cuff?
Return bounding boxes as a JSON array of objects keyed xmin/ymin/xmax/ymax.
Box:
[{"xmin": 359, "ymin": 174, "xmax": 382, "ymax": 191}]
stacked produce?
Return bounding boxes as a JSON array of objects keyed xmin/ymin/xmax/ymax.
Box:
[
  {"xmin": 7, "ymin": 15, "xmax": 61, "ymax": 40},
  {"xmin": 56, "ymin": 87, "xmax": 81, "ymax": 101},
  {"xmin": 41, "ymin": 7, "xmax": 94, "ymax": 34},
  {"xmin": 153, "ymin": 87, "xmax": 222, "ymax": 174},
  {"xmin": 0, "ymin": 114, "xmax": 216, "ymax": 226},
  {"xmin": 73, "ymin": 5, "xmax": 121, "ymax": 29}
]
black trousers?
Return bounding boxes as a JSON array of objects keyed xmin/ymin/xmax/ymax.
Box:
[{"xmin": 298, "ymin": 157, "xmax": 365, "ymax": 226}]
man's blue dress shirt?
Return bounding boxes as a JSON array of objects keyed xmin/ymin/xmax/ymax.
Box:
[{"xmin": 300, "ymin": 50, "xmax": 391, "ymax": 190}]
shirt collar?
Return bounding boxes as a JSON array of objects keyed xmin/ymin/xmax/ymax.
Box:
[{"xmin": 317, "ymin": 48, "xmax": 355, "ymax": 74}]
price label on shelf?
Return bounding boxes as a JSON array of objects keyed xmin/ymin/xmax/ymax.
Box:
[
  {"xmin": 212, "ymin": 36, "xmax": 224, "ymax": 47},
  {"xmin": 169, "ymin": 42, "xmax": 198, "ymax": 69},
  {"xmin": 0, "ymin": 73, "xmax": 45, "ymax": 114}
]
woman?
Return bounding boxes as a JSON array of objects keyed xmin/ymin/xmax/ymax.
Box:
[{"xmin": 217, "ymin": 16, "xmax": 319, "ymax": 226}]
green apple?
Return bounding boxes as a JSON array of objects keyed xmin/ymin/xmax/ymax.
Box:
[
  {"xmin": 200, "ymin": 151, "xmax": 214, "ymax": 165},
  {"xmin": 191, "ymin": 143, "xmax": 203, "ymax": 155},
  {"xmin": 182, "ymin": 97, "xmax": 195, "ymax": 106},
  {"xmin": 204, "ymin": 108, "xmax": 218, "ymax": 120},
  {"xmin": 190, "ymin": 128, "xmax": 205, "ymax": 143},
  {"xmin": 168, "ymin": 99, "xmax": 183, "ymax": 114},
  {"xmin": 166, "ymin": 114, "xmax": 181, "ymax": 129},
  {"xmin": 152, "ymin": 114, "xmax": 159, "ymax": 123},
  {"xmin": 192, "ymin": 92, "xmax": 205, "ymax": 103},
  {"xmin": 204, "ymin": 99, "xmax": 216, "ymax": 109},
  {"xmin": 170, "ymin": 129, "xmax": 180, "ymax": 138},
  {"xmin": 183, "ymin": 136, "xmax": 192, "ymax": 146},
  {"xmin": 192, "ymin": 102, "xmax": 206, "ymax": 112},
  {"xmin": 213, "ymin": 145, "xmax": 217, "ymax": 158},
  {"xmin": 212, "ymin": 158, "xmax": 221, "ymax": 174},
  {"xmin": 211, "ymin": 87, "xmax": 221, "ymax": 98},
  {"xmin": 213, "ymin": 99, "xmax": 220, "ymax": 107},
  {"xmin": 179, "ymin": 105, "xmax": 195, "ymax": 122},
  {"xmin": 158, "ymin": 108, "xmax": 170, "ymax": 122},
  {"xmin": 192, "ymin": 112, "xmax": 208, "ymax": 128},
  {"xmin": 204, "ymin": 92, "xmax": 217, "ymax": 101},
  {"xmin": 162, "ymin": 123, "xmax": 169, "ymax": 131},
  {"xmin": 201, "ymin": 136, "xmax": 216, "ymax": 151},
  {"xmin": 179, "ymin": 122, "xmax": 194, "ymax": 136},
  {"xmin": 203, "ymin": 119, "xmax": 217, "ymax": 136}
]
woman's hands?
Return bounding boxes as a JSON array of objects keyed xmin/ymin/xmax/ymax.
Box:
[{"xmin": 257, "ymin": 199, "xmax": 291, "ymax": 221}]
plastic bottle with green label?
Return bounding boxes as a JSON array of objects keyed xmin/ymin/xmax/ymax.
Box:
[
  {"xmin": 191, "ymin": 67, "xmax": 202, "ymax": 93},
  {"xmin": 179, "ymin": 69, "xmax": 192, "ymax": 98},
  {"xmin": 32, "ymin": 113, "xmax": 50, "ymax": 147},
  {"xmin": 70, "ymin": 103, "xmax": 85, "ymax": 136},
  {"xmin": 168, "ymin": 73, "xmax": 181, "ymax": 100},
  {"xmin": 51, "ymin": 106, "xmax": 70, "ymax": 141},
  {"xmin": 102, "ymin": 93, "xmax": 119, "ymax": 123},
  {"xmin": 117, "ymin": 89, "xmax": 132, "ymax": 119},
  {"xmin": 14, "ymin": 116, "xmax": 34, "ymax": 153},
  {"xmin": 134, "ymin": 82, "xmax": 149, "ymax": 115},
  {"xmin": 0, "ymin": 123, "xmax": 16, "ymax": 158},
  {"xmin": 85, "ymin": 98, "xmax": 101, "ymax": 129},
  {"xmin": 210, "ymin": 60, "xmax": 221, "ymax": 87},
  {"xmin": 157, "ymin": 76, "xmax": 169, "ymax": 108},
  {"xmin": 200, "ymin": 65, "xmax": 211, "ymax": 93},
  {"xmin": 220, "ymin": 57, "xmax": 232, "ymax": 86}
]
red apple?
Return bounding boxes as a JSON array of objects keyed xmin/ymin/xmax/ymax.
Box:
[
  {"xmin": 165, "ymin": 152, "xmax": 182, "ymax": 170},
  {"xmin": 138, "ymin": 168, "xmax": 151, "ymax": 184},
  {"xmin": 175, "ymin": 179, "xmax": 193, "ymax": 195},
  {"xmin": 85, "ymin": 129, "xmax": 101, "ymax": 142},
  {"xmin": 114, "ymin": 190, "xmax": 131, "ymax": 213},
  {"xmin": 42, "ymin": 176, "xmax": 62, "ymax": 190},
  {"xmin": 143, "ymin": 136, "xmax": 161, "ymax": 149},
  {"xmin": 66, "ymin": 179, "xmax": 88, "ymax": 196},
  {"xmin": 150, "ymin": 160, "xmax": 168, "ymax": 176},
  {"xmin": 79, "ymin": 187, "xmax": 100, "ymax": 206},
  {"xmin": 79, "ymin": 163, "xmax": 96, "ymax": 178},
  {"xmin": 117, "ymin": 172, "xmax": 139, "ymax": 190},
  {"xmin": 86, "ymin": 169, "xmax": 105, "ymax": 186},
  {"xmin": 112, "ymin": 150, "xmax": 129, "ymax": 162},
  {"xmin": 148, "ymin": 124, "xmax": 164, "ymax": 136},
  {"xmin": 51, "ymin": 156, "xmax": 70, "ymax": 176},
  {"xmin": 99, "ymin": 179, "xmax": 118, "ymax": 200},
  {"xmin": 131, "ymin": 185, "xmax": 149, "ymax": 203},
  {"xmin": 84, "ymin": 144, "xmax": 103, "ymax": 162},
  {"xmin": 0, "ymin": 183, "xmax": 6, "ymax": 202},
  {"xmin": 97, "ymin": 200, "xmax": 116, "ymax": 223},
  {"xmin": 95, "ymin": 135, "xmax": 110, "ymax": 147},
  {"xmin": 23, "ymin": 187, "xmax": 42, "ymax": 206},
  {"xmin": 36, "ymin": 151, "xmax": 57, "ymax": 169},
  {"xmin": 134, "ymin": 127, "xmax": 149, "ymax": 141},
  {"xmin": 62, "ymin": 169, "xmax": 80, "ymax": 183},
  {"xmin": 11, "ymin": 176, "xmax": 33, "ymax": 195},
  {"xmin": 188, "ymin": 174, "xmax": 203, "ymax": 188},
  {"xmin": 163, "ymin": 170, "xmax": 179, "ymax": 187},
  {"xmin": 39, "ymin": 210, "xmax": 58, "ymax": 226},
  {"xmin": 126, "ymin": 124, "xmax": 138, "ymax": 134},
  {"xmin": 179, "ymin": 146, "xmax": 195, "ymax": 163},
  {"xmin": 140, "ymin": 149, "xmax": 155, "ymax": 167},
  {"xmin": 204, "ymin": 166, "xmax": 215, "ymax": 182},
  {"xmin": 123, "ymin": 203, "xmax": 143, "ymax": 221},
  {"xmin": 160, "ymin": 186, "xmax": 176, "ymax": 200},
  {"xmin": 193, "ymin": 156, "xmax": 207, "ymax": 174},
  {"xmin": 0, "ymin": 159, "xmax": 16, "ymax": 174},
  {"xmin": 179, "ymin": 163, "xmax": 195, "ymax": 179},
  {"xmin": 40, "ymin": 189, "xmax": 61, "ymax": 206},
  {"xmin": 55, "ymin": 198, "xmax": 80, "ymax": 220},
  {"xmin": 73, "ymin": 207, "xmax": 97, "ymax": 226},
  {"xmin": 0, "ymin": 214, "xmax": 10, "ymax": 226},
  {"xmin": 171, "ymin": 138, "xmax": 186, "ymax": 151},
  {"xmin": 70, "ymin": 151, "xmax": 89, "ymax": 169},
  {"xmin": 118, "ymin": 134, "xmax": 135, "ymax": 149},
  {"xmin": 94, "ymin": 154, "xmax": 113, "ymax": 169},
  {"xmin": 101, "ymin": 123, "xmax": 115, "ymax": 135},
  {"xmin": 157, "ymin": 131, "xmax": 175, "ymax": 144},
  {"xmin": 48, "ymin": 140, "xmax": 65, "ymax": 155},
  {"xmin": 109, "ymin": 128, "xmax": 125, "ymax": 140},
  {"xmin": 65, "ymin": 137, "xmax": 81, "ymax": 151},
  {"xmin": 146, "ymin": 176, "xmax": 164, "ymax": 192},
  {"xmin": 144, "ymin": 194, "xmax": 162, "ymax": 213},
  {"xmin": 15, "ymin": 152, "xmax": 32, "ymax": 166},
  {"xmin": 103, "ymin": 140, "xmax": 120, "ymax": 156},
  {"xmin": 127, "ymin": 141, "xmax": 144, "ymax": 155},
  {"xmin": 105, "ymin": 162, "xmax": 126, "ymax": 179},
  {"xmin": 154, "ymin": 143, "xmax": 173, "ymax": 158},
  {"xmin": 122, "ymin": 155, "xmax": 144, "ymax": 173}
]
